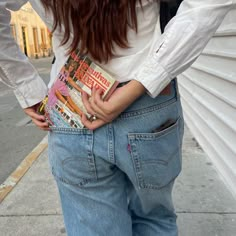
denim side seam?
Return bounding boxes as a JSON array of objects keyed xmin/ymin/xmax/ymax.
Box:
[
  {"xmin": 87, "ymin": 132, "xmax": 98, "ymax": 180},
  {"xmin": 107, "ymin": 124, "xmax": 115, "ymax": 164}
]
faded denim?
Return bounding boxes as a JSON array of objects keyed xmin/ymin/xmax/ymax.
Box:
[{"xmin": 48, "ymin": 79, "xmax": 184, "ymax": 236}]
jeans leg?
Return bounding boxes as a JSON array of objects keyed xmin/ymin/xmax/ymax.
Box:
[
  {"xmin": 128, "ymin": 181, "xmax": 178, "ymax": 236},
  {"xmin": 113, "ymin": 80, "xmax": 184, "ymax": 236},
  {"xmin": 55, "ymin": 169, "xmax": 132, "ymax": 236},
  {"xmin": 48, "ymin": 129, "xmax": 132, "ymax": 236}
]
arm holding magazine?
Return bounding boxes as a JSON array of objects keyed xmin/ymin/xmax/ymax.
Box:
[
  {"xmin": 0, "ymin": 0, "xmax": 235, "ymax": 131},
  {"xmin": 0, "ymin": 0, "xmax": 49, "ymax": 130},
  {"xmin": 81, "ymin": 0, "xmax": 235, "ymax": 130}
]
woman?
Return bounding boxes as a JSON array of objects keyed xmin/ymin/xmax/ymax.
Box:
[{"xmin": 0, "ymin": 0, "xmax": 234, "ymax": 235}]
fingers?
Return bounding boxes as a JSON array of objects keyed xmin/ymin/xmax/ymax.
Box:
[
  {"xmin": 24, "ymin": 107, "xmax": 50, "ymax": 131},
  {"xmin": 31, "ymin": 118, "xmax": 50, "ymax": 131},
  {"xmin": 24, "ymin": 108, "xmax": 45, "ymax": 121},
  {"xmin": 82, "ymin": 87, "xmax": 121, "ymax": 129},
  {"xmin": 89, "ymin": 87, "xmax": 112, "ymax": 119},
  {"xmin": 91, "ymin": 86, "xmax": 104, "ymax": 108},
  {"xmin": 81, "ymin": 113, "xmax": 106, "ymax": 130},
  {"xmin": 82, "ymin": 90, "xmax": 109, "ymax": 122},
  {"xmin": 81, "ymin": 91, "xmax": 96, "ymax": 115}
]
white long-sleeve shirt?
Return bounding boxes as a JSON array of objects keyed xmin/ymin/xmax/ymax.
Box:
[{"xmin": 0, "ymin": 0, "xmax": 235, "ymax": 108}]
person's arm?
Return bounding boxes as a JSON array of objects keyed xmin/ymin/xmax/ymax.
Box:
[
  {"xmin": 134, "ymin": 0, "xmax": 236, "ymax": 98},
  {"xmin": 0, "ymin": 0, "xmax": 49, "ymax": 130},
  {"xmin": 81, "ymin": 0, "xmax": 235, "ymax": 130},
  {"xmin": 0, "ymin": 0, "xmax": 47, "ymax": 108}
]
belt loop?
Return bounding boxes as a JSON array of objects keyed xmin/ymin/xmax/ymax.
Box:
[
  {"xmin": 117, "ymin": 81, "xmax": 129, "ymax": 88},
  {"xmin": 173, "ymin": 77, "xmax": 180, "ymax": 98}
]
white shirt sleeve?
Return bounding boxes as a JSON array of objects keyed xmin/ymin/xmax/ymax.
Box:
[
  {"xmin": 134, "ymin": 0, "xmax": 236, "ymax": 98},
  {"xmin": 0, "ymin": 0, "xmax": 47, "ymax": 108}
]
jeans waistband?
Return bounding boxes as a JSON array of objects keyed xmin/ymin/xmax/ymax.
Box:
[{"xmin": 117, "ymin": 78, "xmax": 179, "ymax": 120}]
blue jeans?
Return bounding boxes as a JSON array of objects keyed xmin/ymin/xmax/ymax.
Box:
[{"xmin": 48, "ymin": 79, "xmax": 184, "ymax": 236}]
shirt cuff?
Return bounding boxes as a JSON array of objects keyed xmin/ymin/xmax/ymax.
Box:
[
  {"xmin": 133, "ymin": 56, "xmax": 172, "ymax": 98},
  {"xmin": 13, "ymin": 76, "xmax": 48, "ymax": 109}
]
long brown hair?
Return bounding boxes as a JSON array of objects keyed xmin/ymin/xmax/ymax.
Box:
[{"xmin": 41, "ymin": 0, "xmax": 144, "ymax": 63}]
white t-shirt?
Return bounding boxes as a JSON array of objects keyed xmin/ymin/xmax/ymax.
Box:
[{"xmin": 0, "ymin": 0, "xmax": 235, "ymax": 108}]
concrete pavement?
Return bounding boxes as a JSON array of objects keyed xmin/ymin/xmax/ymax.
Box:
[
  {"xmin": 0, "ymin": 126, "xmax": 236, "ymax": 236},
  {"xmin": 0, "ymin": 56, "xmax": 52, "ymax": 184}
]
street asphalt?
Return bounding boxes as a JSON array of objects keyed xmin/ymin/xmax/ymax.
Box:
[
  {"xmin": 0, "ymin": 56, "xmax": 52, "ymax": 184},
  {"xmin": 0, "ymin": 125, "xmax": 235, "ymax": 236}
]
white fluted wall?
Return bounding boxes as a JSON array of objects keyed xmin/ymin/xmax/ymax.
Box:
[{"xmin": 178, "ymin": 9, "xmax": 236, "ymax": 196}]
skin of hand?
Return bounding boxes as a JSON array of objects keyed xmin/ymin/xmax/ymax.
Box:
[
  {"xmin": 81, "ymin": 80, "xmax": 146, "ymax": 130},
  {"xmin": 24, "ymin": 103, "xmax": 50, "ymax": 131}
]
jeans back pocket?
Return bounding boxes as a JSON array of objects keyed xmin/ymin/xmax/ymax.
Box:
[
  {"xmin": 128, "ymin": 117, "xmax": 183, "ymax": 190},
  {"xmin": 48, "ymin": 129, "xmax": 97, "ymax": 187}
]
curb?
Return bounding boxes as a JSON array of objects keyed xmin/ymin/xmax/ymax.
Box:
[{"xmin": 0, "ymin": 135, "xmax": 48, "ymax": 204}]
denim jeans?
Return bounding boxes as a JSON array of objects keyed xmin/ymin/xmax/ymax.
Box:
[{"xmin": 48, "ymin": 79, "xmax": 184, "ymax": 236}]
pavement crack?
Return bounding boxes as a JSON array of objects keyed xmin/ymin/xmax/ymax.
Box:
[
  {"xmin": 176, "ymin": 211, "xmax": 236, "ymax": 215},
  {"xmin": 0, "ymin": 213, "xmax": 63, "ymax": 217}
]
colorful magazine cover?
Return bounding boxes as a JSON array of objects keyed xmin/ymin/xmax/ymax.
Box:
[{"xmin": 38, "ymin": 49, "xmax": 119, "ymax": 128}]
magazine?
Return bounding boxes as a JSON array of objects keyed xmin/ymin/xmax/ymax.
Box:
[{"xmin": 38, "ymin": 49, "xmax": 119, "ymax": 128}]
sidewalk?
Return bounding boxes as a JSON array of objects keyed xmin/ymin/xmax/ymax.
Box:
[{"xmin": 0, "ymin": 126, "xmax": 235, "ymax": 236}]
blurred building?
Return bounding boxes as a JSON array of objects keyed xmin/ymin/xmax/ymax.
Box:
[
  {"xmin": 178, "ymin": 8, "xmax": 236, "ymax": 197},
  {"xmin": 10, "ymin": 2, "xmax": 52, "ymax": 59}
]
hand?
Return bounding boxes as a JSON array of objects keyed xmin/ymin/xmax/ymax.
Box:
[
  {"xmin": 24, "ymin": 103, "xmax": 50, "ymax": 131},
  {"xmin": 81, "ymin": 80, "xmax": 146, "ymax": 130}
]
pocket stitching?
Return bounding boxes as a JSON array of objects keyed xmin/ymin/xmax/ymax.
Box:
[
  {"xmin": 51, "ymin": 167, "xmax": 93, "ymax": 187},
  {"xmin": 49, "ymin": 131, "xmax": 96, "ymax": 187},
  {"xmin": 128, "ymin": 118, "xmax": 182, "ymax": 190},
  {"xmin": 50, "ymin": 127, "xmax": 92, "ymax": 135},
  {"xmin": 53, "ymin": 157, "xmax": 97, "ymax": 187},
  {"xmin": 128, "ymin": 116, "xmax": 181, "ymax": 140}
]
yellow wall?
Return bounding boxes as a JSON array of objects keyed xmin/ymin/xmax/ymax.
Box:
[{"xmin": 10, "ymin": 2, "xmax": 52, "ymax": 58}]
